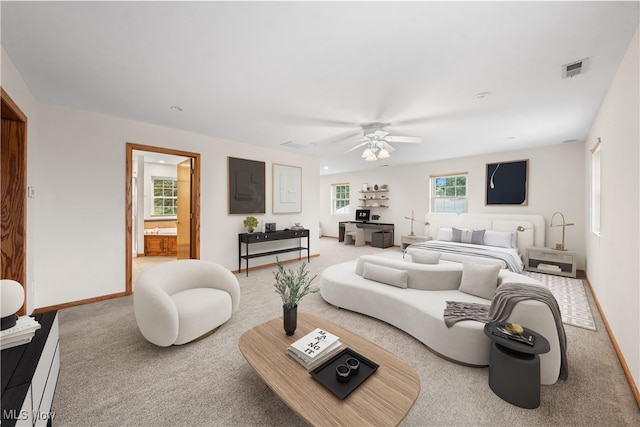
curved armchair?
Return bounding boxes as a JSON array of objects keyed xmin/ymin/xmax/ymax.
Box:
[
  {"xmin": 134, "ymin": 260, "xmax": 240, "ymax": 347},
  {"xmin": 344, "ymin": 223, "xmax": 365, "ymax": 247}
]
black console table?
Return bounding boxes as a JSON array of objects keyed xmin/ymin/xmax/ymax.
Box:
[{"xmin": 238, "ymin": 229, "xmax": 310, "ymax": 276}]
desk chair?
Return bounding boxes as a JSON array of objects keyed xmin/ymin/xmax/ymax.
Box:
[{"xmin": 344, "ymin": 223, "xmax": 365, "ymax": 247}]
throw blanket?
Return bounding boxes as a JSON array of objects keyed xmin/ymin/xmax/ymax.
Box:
[
  {"xmin": 409, "ymin": 241, "xmax": 524, "ymax": 272},
  {"xmin": 443, "ymin": 283, "xmax": 568, "ymax": 380}
]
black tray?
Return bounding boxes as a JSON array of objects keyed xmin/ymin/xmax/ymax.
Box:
[{"xmin": 309, "ymin": 348, "xmax": 379, "ymax": 400}]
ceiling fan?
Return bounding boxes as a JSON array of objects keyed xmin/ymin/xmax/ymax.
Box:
[{"xmin": 345, "ymin": 122, "xmax": 422, "ymax": 161}]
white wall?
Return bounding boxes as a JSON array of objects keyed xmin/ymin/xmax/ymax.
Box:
[
  {"xmin": 2, "ymin": 48, "xmax": 320, "ymax": 309},
  {"xmin": 320, "ymin": 142, "xmax": 586, "ymax": 267},
  {"xmin": 584, "ymin": 27, "xmax": 639, "ymax": 392}
]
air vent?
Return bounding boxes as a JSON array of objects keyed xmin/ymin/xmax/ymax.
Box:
[
  {"xmin": 281, "ymin": 140, "xmax": 304, "ymax": 148},
  {"xmin": 562, "ymin": 58, "xmax": 589, "ymax": 79}
]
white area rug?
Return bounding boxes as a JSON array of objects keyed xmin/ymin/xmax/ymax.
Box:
[{"xmin": 522, "ymin": 271, "xmax": 596, "ymax": 331}]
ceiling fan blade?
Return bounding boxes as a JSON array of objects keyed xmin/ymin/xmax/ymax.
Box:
[
  {"xmin": 384, "ymin": 135, "xmax": 422, "ymax": 143},
  {"xmin": 383, "ymin": 142, "xmax": 396, "ymax": 152},
  {"xmin": 366, "ymin": 129, "xmax": 389, "ymax": 139},
  {"xmin": 273, "ymin": 114, "xmax": 361, "ymax": 128},
  {"xmin": 345, "ymin": 141, "xmax": 370, "ymax": 153}
]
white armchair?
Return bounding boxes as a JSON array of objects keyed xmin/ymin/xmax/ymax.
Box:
[
  {"xmin": 344, "ymin": 223, "xmax": 365, "ymax": 247},
  {"xmin": 134, "ymin": 260, "xmax": 240, "ymax": 347}
]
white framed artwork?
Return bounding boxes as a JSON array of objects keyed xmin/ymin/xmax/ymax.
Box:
[{"xmin": 272, "ymin": 163, "xmax": 302, "ymax": 214}]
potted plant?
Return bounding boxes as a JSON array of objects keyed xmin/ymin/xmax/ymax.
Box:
[
  {"xmin": 243, "ymin": 216, "xmax": 259, "ymax": 233},
  {"xmin": 273, "ymin": 258, "xmax": 318, "ymax": 335}
]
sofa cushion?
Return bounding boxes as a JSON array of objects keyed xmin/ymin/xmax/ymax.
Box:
[
  {"xmin": 362, "ymin": 262, "xmax": 408, "ymax": 288},
  {"xmin": 410, "ymin": 251, "xmax": 441, "ymax": 265},
  {"xmin": 458, "ymin": 262, "xmax": 501, "ymax": 300}
]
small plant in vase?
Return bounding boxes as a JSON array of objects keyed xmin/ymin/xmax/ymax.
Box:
[
  {"xmin": 273, "ymin": 258, "xmax": 318, "ymax": 335},
  {"xmin": 243, "ymin": 216, "xmax": 259, "ymax": 233}
]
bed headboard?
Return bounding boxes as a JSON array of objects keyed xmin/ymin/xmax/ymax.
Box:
[{"xmin": 423, "ymin": 213, "xmax": 545, "ymax": 255}]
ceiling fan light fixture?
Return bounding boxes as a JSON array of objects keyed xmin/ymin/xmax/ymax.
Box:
[
  {"xmin": 362, "ymin": 147, "xmax": 374, "ymax": 158},
  {"xmin": 365, "ymin": 153, "xmax": 378, "ymax": 161},
  {"xmin": 377, "ymin": 148, "xmax": 390, "ymax": 158}
]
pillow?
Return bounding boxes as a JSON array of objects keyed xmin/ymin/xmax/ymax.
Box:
[
  {"xmin": 483, "ymin": 230, "xmax": 515, "ymax": 248},
  {"xmin": 410, "ymin": 251, "xmax": 441, "ymax": 264},
  {"xmin": 458, "ymin": 262, "xmax": 501, "ymax": 300},
  {"xmin": 436, "ymin": 227, "xmax": 453, "ymax": 241},
  {"xmin": 451, "ymin": 228, "xmax": 486, "ymax": 245},
  {"xmin": 362, "ymin": 262, "xmax": 408, "ymax": 288}
]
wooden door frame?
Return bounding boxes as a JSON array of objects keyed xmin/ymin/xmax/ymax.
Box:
[
  {"xmin": 125, "ymin": 143, "xmax": 201, "ymax": 295},
  {"xmin": 1, "ymin": 87, "xmax": 28, "ymax": 315}
]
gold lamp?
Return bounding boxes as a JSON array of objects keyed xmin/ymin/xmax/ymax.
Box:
[
  {"xmin": 404, "ymin": 210, "xmax": 429, "ymax": 236},
  {"xmin": 516, "ymin": 225, "xmax": 532, "ymax": 232},
  {"xmin": 549, "ymin": 212, "xmax": 574, "ymax": 251}
]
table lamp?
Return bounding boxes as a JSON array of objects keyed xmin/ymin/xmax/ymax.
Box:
[{"xmin": 1, "ymin": 279, "xmax": 24, "ymax": 330}]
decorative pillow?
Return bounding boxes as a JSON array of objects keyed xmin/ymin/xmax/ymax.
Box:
[
  {"xmin": 483, "ymin": 230, "xmax": 515, "ymax": 248},
  {"xmin": 410, "ymin": 251, "xmax": 441, "ymax": 264},
  {"xmin": 362, "ymin": 262, "xmax": 408, "ymax": 288},
  {"xmin": 451, "ymin": 228, "xmax": 486, "ymax": 244},
  {"xmin": 458, "ymin": 262, "xmax": 501, "ymax": 300},
  {"xmin": 436, "ymin": 227, "xmax": 453, "ymax": 241}
]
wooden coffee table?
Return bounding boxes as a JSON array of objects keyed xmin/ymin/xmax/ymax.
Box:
[{"xmin": 238, "ymin": 313, "xmax": 421, "ymax": 426}]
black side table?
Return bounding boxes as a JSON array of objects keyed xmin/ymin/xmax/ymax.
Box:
[{"xmin": 483, "ymin": 322, "xmax": 550, "ymax": 409}]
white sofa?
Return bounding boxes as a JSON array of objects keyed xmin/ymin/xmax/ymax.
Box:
[
  {"xmin": 134, "ymin": 260, "xmax": 240, "ymax": 347},
  {"xmin": 320, "ymin": 254, "xmax": 563, "ymax": 385}
]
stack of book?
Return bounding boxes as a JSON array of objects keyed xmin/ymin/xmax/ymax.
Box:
[
  {"xmin": 287, "ymin": 328, "xmax": 343, "ymax": 370},
  {"xmin": 537, "ymin": 263, "xmax": 562, "ymax": 273},
  {"xmin": 1, "ymin": 316, "xmax": 41, "ymax": 350}
]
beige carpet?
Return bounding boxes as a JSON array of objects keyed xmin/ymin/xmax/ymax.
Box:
[
  {"xmin": 522, "ymin": 271, "xmax": 596, "ymax": 331},
  {"xmin": 51, "ymin": 238, "xmax": 639, "ymax": 426}
]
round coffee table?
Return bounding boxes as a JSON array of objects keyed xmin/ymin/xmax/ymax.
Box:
[{"xmin": 483, "ymin": 322, "xmax": 550, "ymax": 409}]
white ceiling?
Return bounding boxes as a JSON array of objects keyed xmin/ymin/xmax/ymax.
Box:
[{"xmin": 2, "ymin": 1, "xmax": 638, "ymax": 175}]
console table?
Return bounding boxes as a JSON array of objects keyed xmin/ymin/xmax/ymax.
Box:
[
  {"xmin": 1, "ymin": 311, "xmax": 60, "ymax": 427},
  {"xmin": 338, "ymin": 222, "xmax": 394, "ymax": 245},
  {"xmin": 238, "ymin": 229, "xmax": 310, "ymax": 276}
]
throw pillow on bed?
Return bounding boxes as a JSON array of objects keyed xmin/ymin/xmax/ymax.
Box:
[
  {"xmin": 458, "ymin": 261, "xmax": 501, "ymax": 300},
  {"xmin": 451, "ymin": 227, "xmax": 486, "ymax": 244},
  {"xmin": 362, "ymin": 262, "xmax": 408, "ymax": 288},
  {"xmin": 410, "ymin": 251, "xmax": 441, "ymax": 264}
]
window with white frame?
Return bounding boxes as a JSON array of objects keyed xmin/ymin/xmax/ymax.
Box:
[
  {"xmin": 152, "ymin": 177, "xmax": 178, "ymax": 216},
  {"xmin": 430, "ymin": 173, "xmax": 467, "ymax": 213},
  {"xmin": 591, "ymin": 138, "xmax": 601, "ymax": 235},
  {"xmin": 332, "ymin": 183, "xmax": 350, "ymax": 215}
]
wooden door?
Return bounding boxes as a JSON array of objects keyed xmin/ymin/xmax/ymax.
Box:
[
  {"xmin": 176, "ymin": 159, "xmax": 192, "ymax": 259},
  {"xmin": 1, "ymin": 88, "xmax": 28, "ymax": 315}
]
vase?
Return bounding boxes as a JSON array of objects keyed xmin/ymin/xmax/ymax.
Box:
[
  {"xmin": 247, "ymin": 227, "xmax": 254, "ymax": 233},
  {"xmin": 283, "ymin": 305, "xmax": 298, "ymax": 336}
]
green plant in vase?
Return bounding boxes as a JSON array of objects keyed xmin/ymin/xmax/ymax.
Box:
[
  {"xmin": 243, "ymin": 216, "xmax": 259, "ymax": 233},
  {"xmin": 273, "ymin": 258, "xmax": 318, "ymax": 335}
]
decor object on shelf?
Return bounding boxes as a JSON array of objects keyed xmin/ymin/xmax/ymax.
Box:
[
  {"xmin": 549, "ymin": 212, "xmax": 574, "ymax": 251},
  {"xmin": 273, "ymin": 163, "xmax": 302, "ymax": 214},
  {"xmin": 273, "ymin": 258, "xmax": 318, "ymax": 335},
  {"xmin": 228, "ymin": 157, "xmax": 265, "ymax": 214},
  {"xmin": 1, "ymin": 279, "xmax": 24, "ymax": 330},
  {"xmin": 485, "ymin": 159, "xmax": 529, "ymax": 205},
  {"xmin": 403, "ymin": 210, "xmax": 428, "ymax": 236},
  {"xmin": 134, "ymin": 260, "xmax": 241, "ymax": 346},
  {"xmin": 243, "ymin": 215, "xmax": 259, "ymax": 233}
]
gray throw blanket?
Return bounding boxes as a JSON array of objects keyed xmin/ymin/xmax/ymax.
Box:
[{"xmin": 443, "ymin": 283, "xmax": 568, "ymax": 380}]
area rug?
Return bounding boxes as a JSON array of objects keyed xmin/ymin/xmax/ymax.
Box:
[{"xmin": 522, "ymin": 271, "xmax": 596, "ymax": 331}]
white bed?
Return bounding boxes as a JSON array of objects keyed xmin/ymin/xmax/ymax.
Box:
[{"xmin": 405, "ymin": 213, "xmax": 546, "ymax": 273}]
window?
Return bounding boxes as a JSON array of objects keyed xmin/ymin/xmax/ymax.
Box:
[
  {"xmin": 431, "ymin": 173, "xmax": 467, "ymax": 213},
  {"xmin": 152, "ymin": 177, "xmax": 178, "ymax": 216},
  {"xmin": 332, "ymin": 183, "xmax": 350, "ymax": 215},
  {"xmin": 591, "ymin": 139, "xmax": 601, "ymax": 235}
]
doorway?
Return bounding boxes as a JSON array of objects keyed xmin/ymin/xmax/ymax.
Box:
[
  {"xmin": 1, "ymin": 88, "xmax": 28, "ymax": 315},
  {"xmin": 125, "ymin": 143, "xmax": 201, "ymax": 295}
]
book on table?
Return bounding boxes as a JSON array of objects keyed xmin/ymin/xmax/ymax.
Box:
[
  {"xmin": 0, "ymin": 315, "xmax": 41, "ymax": 350},
  {"xmin": 287, "ymin": 328, "xmax": 343, "ymax": 370}
]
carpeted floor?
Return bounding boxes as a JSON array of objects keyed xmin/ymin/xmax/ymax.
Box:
[{"xmin": 51, "ymin": 239, "xmax": 639, "ymax": 426}]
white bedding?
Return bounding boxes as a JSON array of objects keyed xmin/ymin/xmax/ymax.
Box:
[{"xmin": 408, "ymin": 240, "xmax": 524, "ymax": 273}]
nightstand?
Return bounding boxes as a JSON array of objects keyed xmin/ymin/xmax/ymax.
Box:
[
  {"xmin": 401, "ymin": 235, "xmax": 431, "ymax": 250},
  {"xmin": 525, "ymin": 247, "xmax": 577, "ymax": 278}
]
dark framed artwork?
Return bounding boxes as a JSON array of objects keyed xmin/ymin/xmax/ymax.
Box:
[
  {"xmin": 485, "ymin": 159, "xmax": 529, "ymax": 205},
  {"xmin": 228, "ymin": 157, "xmax": 265, "ymax": 214}
]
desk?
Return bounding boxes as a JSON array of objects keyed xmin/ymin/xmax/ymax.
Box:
[
  {"xmin": 238, "ymin": 229, "xmax": 310, "ymax": 276},
  {"xmin": 338, "ymin": 222, "xmax": 394, "ymax": 245}
]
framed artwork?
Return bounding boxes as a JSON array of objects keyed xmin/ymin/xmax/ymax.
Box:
[
  {"xmin": 485, "ymin": 159, "xmax": 529, "ymax": 205},
  {"xmin": 273, "ymin": 163, "xmax": 301, "ymax": 214},
  {"xmin": 228, "ymin": 157, "xmax": 265, "ymax": 214}
]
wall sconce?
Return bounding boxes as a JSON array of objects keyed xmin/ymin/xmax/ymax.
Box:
[
  {"xmin": 549, "ymin": 212, "xmax": 574, "ymax": 251},
  {"xmin": 516, "ymin": 225, "xmax": 532, "ymax": 232}
]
